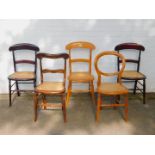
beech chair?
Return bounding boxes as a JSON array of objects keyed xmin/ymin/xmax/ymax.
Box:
[
  {"xmin": 34, "ymin": 53, "xmax": 69, "ymax": 122},
  {"xmin": 94, "ymin": 51, "xmax": 128, "ymax": 122},
  {"xmin": 8, "ymin": 43, "xmax": 39, "ymax": 106},
  {"xmin": 115, "ymin": 43, "xmax": 146, "ymax": 104},
  {"xmin": 65, "ymin": 41, "xmax": 96, "ymax": 105}
]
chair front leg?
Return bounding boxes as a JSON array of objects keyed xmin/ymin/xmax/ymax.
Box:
[
  {"xmin": 9, "ymin": 79, "xmax": 12, "ymax": 107},
  {"xmin": 34, "ymin": 93, "xmax": 38, "ymax": 122},
  {"xmin": 90, "ymin": 81, "xmax": 95, "ymax": 104},
  {"xmin": 16, "ymin": 81, "xmax": 20, "ymax": 96},
  {"xmin": 96, "ymin": 93, "xmax": 102, "ymax": 122},
  {"xmin": 62, "ymin": 94, "xmax": 67, "ymax": 123},
  {"xmin": 143, "ymin": 79, "xmax": 146, "ymax": 104},
  {"xmin": 66, "ymin": 81, "xmax": 72, "ymax": 106},
  {"xmin": 133, "ymin": 80, "xmax": 138, "ymax": 95}
]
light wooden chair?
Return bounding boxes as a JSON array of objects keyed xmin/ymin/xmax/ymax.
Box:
[
  {"xmin": 8, "ymin": 43, "xmax": 39, "ymax": 106},
  {"xmin": 34, "ymin": 53, "xmax": 69, "ymax": 122},
  {"xmin": 66, "ymin": 41, "xmax": 96, "ymax": 105},
  {"xmin": 94, "ymin": 51, "xmax": 129, "ymax": 122},
  {"xmin": 115, "ymin": 43, "xmax": 146, "ymax": 104}
]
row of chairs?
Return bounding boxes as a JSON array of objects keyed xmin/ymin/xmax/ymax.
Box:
[{"xmin": 8, "ymin": 42, "xmax": 146, "ymax": 122}]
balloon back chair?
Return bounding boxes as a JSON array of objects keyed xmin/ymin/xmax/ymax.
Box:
[
  {"xmin": 8, "ymin": 43, "xmax": 39, "ymax": 106},
  {"xmin": 34, "ymin": 53, "xmax": 69, "ymax": 122},
  {"xmin": 94, "ymin": 51, "xmax": 128, "ymax": 122},
  {"xmin": 65, "ymin": 41, "xmax": 96, "ymax": 106},
  {"xmin": 115, "ymin": 43, "xmax": 146, "ymax": 104}
]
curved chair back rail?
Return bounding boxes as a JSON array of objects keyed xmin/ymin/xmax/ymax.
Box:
[
  {"xmin": 94, "ymin": 51, "xmax": 126, "ymax": 84},
  {"xmin": 66, "ymin": 41, "xmax": 96, "ymax": 50},
  {"xmin": 114, "ymin": 42, "xmax": 145, "ymax": 51},
  {"xmin": 65, "ymin": 41, "xmax": 96, "ymax": 73},
  {"xmin": 9, "ymin": 43, "xmax": 40, "ymax": 52},
  {"xmin": 37, "ymin": 53, "xmax": 69, "ymax": 60},
  {"xmin": 37, "ymin": 53, "xmax": 69, "ymax": 83}
]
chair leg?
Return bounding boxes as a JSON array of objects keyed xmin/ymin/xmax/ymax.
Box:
[
  {"xmin": 133, "ymin": 80, "xmax": 138, "ymax": 95},
  {"xmin": 42, "ymin": 94, "xmax": 47, "ymax": 109},
  {"xmin": 124, "ymin": 94, "xmax": 128, "ymax": 122},
  {"xmin": 62, "ymin": 94, "xmax": 67, "ymax": 123},
  {"xmin": 9, "ymin": 79, "xmax": 12, "ymax": 107},
  {"xmin": 96, "ymin": 93, "xmax": 102, "ymax": 122},
  {"xmin": 90, "ymin": 81, "xmax": 95, "ymax": 104},
  {"xmin": 143, "ymin": 79, "xmax": 146, "ymax": 104},
  {"xmin": 66, "ymin": 81, "xmax": 72, "ymax": 106},
  {"xmin": 16, "ymin": 81, "xmax": 20, "ymax": 96},
  {"xmin": 34, "ymin": 93, "xmax": 38, "ymax": 122}
]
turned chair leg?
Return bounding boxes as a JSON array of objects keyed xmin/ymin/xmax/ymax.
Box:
[
  {"xmin": 66, "ymin": 81, "xmax": 72, "ymax": 106},
  {"xmin": 143, "ymin": 79, "xmax": 146, "ymax": 104},
  {"xmin": 62, "ymin": 94, "xmax": 67, "ymax": 122},
  {"xmin": 34, "ymin": 93, "xmax": 38, "ymax": 122},
  {"xmin": 42, "ymin": 95, "xmax": 47, "ymax": 110},
  {"xmin": 133, "ymin": 80, "xmax": 138, "ymax": 95},
  {"xmin": 90, "ymin": 81, "xmax": 95, "ymax": 104},
  {"xmin": 9, "ymin": 80, "xmax": 12, "ymax": 107},
  {"xmin": 124, "ymin": 94, "xmax": 128, "ymax": 122},
  {"xmin": 16, "ymin": 81, "xmax": 20, "ymax": 96},
  {"xmin": 96, "ymin": 93, "xmax": 102, "ymax": 122}
]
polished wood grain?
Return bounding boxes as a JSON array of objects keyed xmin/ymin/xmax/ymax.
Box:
[
  {"xmin": 34, "ymin": 52, "xmax": 69, "ymax": 122},
  {"xmin": 94, "ymin": 51, "xmax": 128, "ymax": 122},
  {"xmin": 66, "ymin": 41, "xmax": 96, "ymax": 106}
]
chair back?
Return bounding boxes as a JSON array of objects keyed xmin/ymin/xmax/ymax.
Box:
[
  {"xmin": 115, "ymin": 42, "xmax": 145, "ymax": 72},
  {"xmin": 66, "ymin": 41, "xmax": 95, "ymax": 74},
  {"xmin": 37, "ymin": 53, "xmax": 69, "ymax": 84},
  {"xmin": 9, "ymin": 43, "xmax": 40, "ymax": 74},
  {"xmin": 94, "ymin": 51, "xmax": 126, "ymax": 85}
]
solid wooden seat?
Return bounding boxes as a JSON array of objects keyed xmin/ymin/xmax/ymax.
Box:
[
  {"xmin": 34, "ymin": 53, "xmax": 69, "ymax": 122},
  {"xmin": 66, "ymin": 41, "xmax": 96, "ymax": 106},
  {"xmin": 36, "ymin": 82, "xmax": 64, "ymax": 94},
  {"xmin": 122, "ymin": 70, "xmax": 146, "ymax": 80},
  {"xmin": 98, "ymin": 83, "xmax": 128, "ymax": 95},
  {"xmin": 68, "ymin": 72, "xmax": 94, "ymax": 82},
  {"xmin": 95, "ymin": 51, "xmax": 128, "ymax": 122},
  {"xmin": 8, "ymin": 71, "xmax": 35, "ymax": 80}
]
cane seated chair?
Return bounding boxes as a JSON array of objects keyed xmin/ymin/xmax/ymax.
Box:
[
  {"xmin": 34, "ymin": 53, "xmax": 69, "ymax": 122},
  {"xmin": 8, "ymin": 43, "xmax": 39, "ymax": 106},
  {"xmin": 94, "ymin": 51, "xmax": 128, "ymax": 122},
  {"xmin": 115, "ymin": 43, "xmax": 146, "ymax": 104},
  {"xmin": 65, "ymin": 41, "xmax": 95, "ymax": 105}
]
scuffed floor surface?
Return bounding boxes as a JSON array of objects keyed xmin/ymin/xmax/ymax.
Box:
[{"xmin": 0, "ymin": 93, "xmax": 155, "ymax": 135}]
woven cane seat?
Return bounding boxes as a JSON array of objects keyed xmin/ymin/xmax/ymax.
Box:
[
  {"xmin": 8, "ymin": 71, "xmax": 35, "ymax": 80},
  {"xmin": 122, "ymin": 70, "xmax": 146, "ymax": 80},
  {"xmin": 68, "ymin": 72, "xmax": 94, "ymax": 82},
  {"xmin": 36, "ymin": 82, "xmax": 65, "ymax": 94},
  {"xmin": 98, "ymin": 82, "xmax": 128, "ymax": 95}
]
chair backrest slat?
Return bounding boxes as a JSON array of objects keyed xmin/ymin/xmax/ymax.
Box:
[
  {"xmin": 15, "ymin": 60, "xmax": 35, "ymax": 65},
  {"xmin": 9, "ymin": 43, "xmax": 40, "ymax": 74},
  {"xmin": 66, "ymin": 41, "xmax": 95, "ymax": 74},
  {"xmin": 115, "ymin": 42, "xmax": 145, "ymax": 72},
  {"xmin": 37, "ymin": 53, "xmax": 69, "ymax": 83}
]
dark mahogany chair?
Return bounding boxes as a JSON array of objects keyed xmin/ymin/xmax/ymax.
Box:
[
  {"xmin": 34, "ymin": 53, "xmax": 69, "ymax": 122},
  {"xmin": 115, "ymin": 43, "xmax": 146, "ymax": 104},
  {"xmin": 8, "ymin": 43, "xmax": 39, "ymax": 106}
]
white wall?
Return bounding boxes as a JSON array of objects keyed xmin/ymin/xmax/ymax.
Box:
[{"xmin": 0, "ymin": 19, "xmax": 155, "ymax": 93}]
